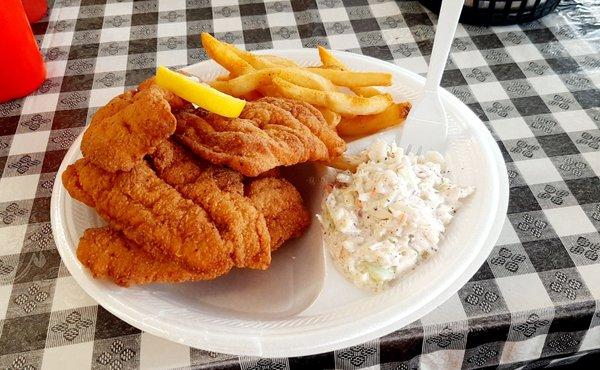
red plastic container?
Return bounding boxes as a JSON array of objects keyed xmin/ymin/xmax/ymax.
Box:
[
  {"xmin": 22, "ymin": 0, "xmax": 48, "ymax": 23},
  {"xmin": 0, "ymin": 0, "xmax": 47, "ymax": 103}
]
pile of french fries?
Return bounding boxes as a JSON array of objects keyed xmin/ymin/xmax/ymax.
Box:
[{"xmin": 201, "ymin": 33, "xmax": 411, "ymax": 139}]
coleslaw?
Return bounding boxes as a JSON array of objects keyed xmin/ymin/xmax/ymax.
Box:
[{"xmin": 319, "ymin": 141, "xmax": 473, "ymax": 291}]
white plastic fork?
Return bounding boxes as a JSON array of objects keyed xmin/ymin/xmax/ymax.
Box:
[{"xmin": 398, "ymin": 0, "xmax": 465, "ymax": 155}]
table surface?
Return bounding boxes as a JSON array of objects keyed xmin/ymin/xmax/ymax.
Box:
[{"xmin": 1, "ymin": 0, "xmax": 599, "ymax": 369}]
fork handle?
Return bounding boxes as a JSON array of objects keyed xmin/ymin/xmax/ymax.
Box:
[{"xmin": 424, "ymin": 0, "xmax": 465, "ymax": 93}]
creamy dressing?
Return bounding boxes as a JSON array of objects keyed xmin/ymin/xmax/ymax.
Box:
[{"xmin": 319, "ymin": 141, "xmax": 473, "ymax": 292}]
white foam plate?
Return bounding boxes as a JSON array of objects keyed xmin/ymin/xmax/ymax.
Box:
[{"xmin": 51, "ymin": 49, "xmax": 508, "ymax": 357}]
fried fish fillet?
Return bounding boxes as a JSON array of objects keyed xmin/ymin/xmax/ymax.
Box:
[
  {"xmin": 257, "ymin": 97, "xmax": 344, "ymax": 157},
  {"xmin": 78, "ymin": 227, "xmax": 215, "ymax": 286},
  {"xmin": 138, "ymin": 77, "xmax": 190, "ymax": 111},
  {"xmin": 75, "ymin": 143, "xmax": 309, "ymax": 286},
  {"xmin": 80, "ymin": 84, "xmax": 182, "ymax": 173},
  {"xmin": 62, "ymin": 158, "xmax": 270, "ymax": 276},
  {"xmin": 150, "ymin": 140, "xmax": 309, "ymax": 251},
  {"xmin": 247, "ymin": 177, "xmax": 310, "ymax": 250},
  {"xmin": 176, "ymin": 97, "xmax": 346, "ymax": 176},
  {"xmin": 150, "ymin": 141, "xmax": 271, "ymax": 267},
  {"xmin": 78, "ymin": 178, "xmax": 310, "ymax": 286}
]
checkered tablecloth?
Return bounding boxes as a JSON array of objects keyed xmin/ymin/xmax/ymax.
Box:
[{"xmin": 1, "ymin": 0, "xmax": 599, "ymax": 368}]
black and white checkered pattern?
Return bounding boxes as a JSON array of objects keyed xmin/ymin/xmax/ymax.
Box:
[{"xmin": 0, "ymin": 0, "xmax": 599, "ymax": 368}]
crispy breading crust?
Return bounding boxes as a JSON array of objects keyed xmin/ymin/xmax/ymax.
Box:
[
  {"xmin": 138, "ymin": 77, "xmax": 191, "ymax": 111},
  {"xmin": 77, "ymin": 227, "xmax": 216, "ymax": 287},
  {"xmin": 63, "ymin": 158, "xmax": 237, "ymax": 276},
  {"xmin": 80, "ymin": 85, "xmax": 177, "ymax": 172},
  {"xmin": 257, "ymin": 97, "xmax": 345, "ymax": 158},
  {"xmin": 175, "ymin": 97, "xmax": 346, "ymax": 177},
  {"xmin": 150, "ymin": 141, "xmax": 271, "ymax": 269},
  {"xmin": 74, "ymin": 144, "xmax": 310, "ymax": 286},
  {"xmin": 246, "ymin": 177, "xmax": 311, "ymax": 250},
  {"xmin": 151, "ymin": 140, "xmax": 310, "ymax": 252},
  {"xmin": 70, "ymin": 85, "xmax": 317, "ymax": 286}
]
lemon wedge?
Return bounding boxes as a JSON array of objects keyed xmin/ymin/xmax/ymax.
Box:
[{"xmin": 155, "ymin": 66, "xmax": 246, "ymax": 118}]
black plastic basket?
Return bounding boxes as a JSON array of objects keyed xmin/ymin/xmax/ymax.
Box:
[{"xmin": 418, "ymin": 0, "xmax": 561, "ymax": 26}]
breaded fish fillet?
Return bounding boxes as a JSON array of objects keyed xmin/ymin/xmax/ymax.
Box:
[
  {"xmin": 76, "ymin": 144, "xmax": 309, "ymax": 286},
  {"xmin": 74, "ymin": 144, "xmax": 309, "ymax": 286},
  {"xmin": 176, "ymin": 97, "xmax": 346, "ymax": 176},
  {"xmin": 150, "ymin": 141, "xmax": 310, "ymax": 251},
  {"xmin": 257, "ymin": 97, "xmax": 344, "ymax": 158},
  {"xmin": 62, "ymin": 158, "xmax": 271, "ymax": 275},
  {"xmin": 80, "ymin": 85, "xmax": 179, "ymax": 173},
  {"xmin": 150, "ymin": 141, "xmax": 271, "ymax": 268},
  {"xmin": 78, "ymin": 227, "xmax": 215, "ymax": 286},
  {"xmin": 247, "ymin": 177, "xmax": 311, "ymax": 250},
  {"xmin": 138, "ymin": 77, "xmax": 190, "ymax": 111}
]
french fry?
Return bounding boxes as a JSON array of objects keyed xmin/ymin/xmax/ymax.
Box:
[
  {"xmin": 211, "ymin": 67, "xmax": 335, "ymax": 96},
  {"xmin": 242, "ymin": 55, "xmax": 336, "ymax": 91},
  {"xmin": 261, "ymin": 55, "xmax": 298, "ymax": 67},
  {"xmin": 225, "ymin": 44, "xmax": 335, "ymax": 91},
  {"xmin": 215, "ymin": 74, "xmax": 231, "ymax": 81},
  {"xmin": 203, "ymin": 36, "xmax": 299, "ymax": 74},
  {"xmin": 317, "ymin": 45, "xmax": 345, "ymax": 69},
  {"xmin": 325, "ymin": 154, "xmax": 362, "ymax": 172},
  {"xmin": 203, "ymin": 39, "xmax": 406, "ymax": 139},
  {"xmin": 307, "ymin": 68, "xmax": 392, "ymax": 87},
  {"xmin": 210, "ymin": 69, "xmax": 281, "ymax": 96},
  {"xmin": 352, "ymin": 86, "xmax": 389, "ymax": 98},
  {"xmin": 277, "ymin": 67, "xmax": 336, "ymax": 91},
  {"xmin": 317, "ymin": 46, "xmax": 387, "ymax": 98},
  {"xmin": 229, "ymin": 47, "xmax": 278, "ymax": 69},
  {"xmin": 229, "ymin": 48, "xmax": 299, "ymax": 69},
  {"xmin": 306, "ymin": 65, "xmax": 343, "ymax": 71},
  {"xmin": 257, "ymin": 84, "xmax": 281, "ymax": 98},
  {"xmin": 337, "ymin": 102, "xmax": 412, "ymax": 137},
  {"xmin": 272, "ymin": 77, "xmax": 392, "ymax": 116},
  {"xmin": 317, "ymin": 107, "xmax": 341, "ymax": 128},
  {"xmin": 201, "ymin": 33, "xmax": 254, "ymax": 76}
]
